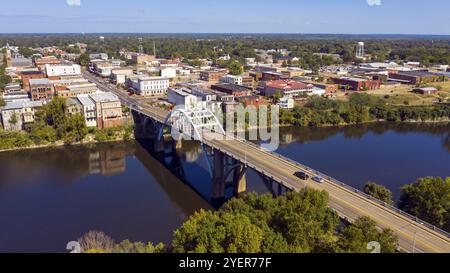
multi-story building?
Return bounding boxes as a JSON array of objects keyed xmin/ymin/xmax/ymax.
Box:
[
  {"xmin": 20, "ymin": 70, "xmax": 45, "ymax": 91},
  {"xmin": 1, "ymin": 100, "xmax": 43, "ymax": 131},
  {"xmin": 77, "ymin": 96, "xmax": 98, "ymax": 127},
  {"xmin": 110, "ymin": 68, "xmax": 134, "ymax": 84},
  {"xmin": 129, "ymin": 76, "xmax": 169, "ymax": 96},
  {"xmin": 211, "ymin": 83, "xmax": 250, "ymax": 98},
  {"xmin": 199, "ymin": 69, "xmax": 228, "ymax": 82},
  {"xmin": 66, "ymin": 98, "xmax": 83, "ymax": 115},
  {"xmin": 34, "ymin": 56, "xmax": 60, "ymax": 69},
  {"xmin": 262, "ymin": 80, "xmax": 315, "ymax": 97},
  {"xmin": 29, "ymin": 78, "xmax": 54, "ymax": 101},
  {"xmin": 388, "ymin": 71, "xmax": 444, "ymax": 84},
  {"xmin": 89, "ymin": 92, "xmax": 123, "ymax": 129},
  {"xmin": 161, "ymin": 67, "xmax": 177, "ymax": 78},
  {"xmin": 45, "ymin": 64, "xmax": 81, "ymax": 79},
  {"xmin": 219, "ymin": 75, "xmax": 254, "ymax": 88},
  {"xmin": 277, "ymin": 96, "xmax": 295, "ymax": 109},
  {"xmin": 168, "ymin": 88, "xmax": 198, "ymax": 109},
  {"xmin": 132, "ymin": 53, "xmax": 155, "ymax": 65},
  {"xmin": 57, "ymin": 83, "xmax": 98, "ymax": 98},
  {"xmin": 330, "ymin": 77, "xmax": 381, "ymax": 91}
]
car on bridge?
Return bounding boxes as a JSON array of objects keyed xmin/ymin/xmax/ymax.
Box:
[
  {"xmin": 294, "ymin": 171, "xmax": 309, "ymax": 180},
  {"xmin": 312, "ymin": 176, "xmax": 324, "ymax": 184}
]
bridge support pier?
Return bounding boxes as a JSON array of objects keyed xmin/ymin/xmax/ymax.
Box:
[
  {"xmin": 211, "ymin": 149, "xmax": 226, "ymax": 204},
  {"xmin": 232, "ymin": 163, "xmax": 247, "ymax": 197}
]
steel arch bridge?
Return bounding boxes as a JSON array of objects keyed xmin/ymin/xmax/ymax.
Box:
[{"xmin": 159, "ymin": 107, "xmax": 226, "ymax": 142}]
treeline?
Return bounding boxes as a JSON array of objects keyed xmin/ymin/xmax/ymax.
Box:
[
  {"xmin": 280, "ymin": 94, "xmax": 450, "ymax": 127},
  {"xmin": 0, "ymin": 97, "xmax": 134, "ymax": 150},
  {"xmin": 364, "ymin": 177, "xmax": 450, "ymax": 232},
  {"xmin": 1, "ymin": 35, "xmax": 450, "ymax": 67},
  {"xmin": 76, "ymin": 189, "xmax": 398, "ymax": 253}
]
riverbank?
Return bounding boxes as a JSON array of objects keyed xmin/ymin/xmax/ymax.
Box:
[{"xmin": 0, "ymin": 125, "xmax": 135, "ymax": 153}]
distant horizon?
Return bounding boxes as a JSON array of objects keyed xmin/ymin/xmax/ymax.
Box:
[{"xmin": 1, "ymin": 0, "xmax": 449, "ymax": 35}]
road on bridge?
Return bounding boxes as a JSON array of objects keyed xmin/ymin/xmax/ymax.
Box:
[{"xmin": 85, "ymin": 71, "xmax": 450, "ymax": 253}]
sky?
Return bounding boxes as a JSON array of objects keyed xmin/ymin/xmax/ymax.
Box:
[{"xmin": 0, "ymin": 0, "xmax": 449, "ymax": 34}]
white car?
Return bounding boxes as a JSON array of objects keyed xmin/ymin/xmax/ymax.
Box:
[{"xmin": 312, "ymin": 176, "xmax": 324, "ymax": 184}]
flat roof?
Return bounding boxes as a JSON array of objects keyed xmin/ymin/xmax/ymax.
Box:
[
  {"xmin": 29, "ymin": 78, "xmax": 50, "ymax": 85},
  {"xmin": 89, "ymin": 92, "xmax": 119, "ymax": 103}
]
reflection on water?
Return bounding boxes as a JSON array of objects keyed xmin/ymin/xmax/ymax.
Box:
[{"xmin": 0, "ymin": 122, "xmax": 449, "ymax": 252}]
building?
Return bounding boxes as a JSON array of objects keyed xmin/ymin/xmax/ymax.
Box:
[
  {"xmin": 132, "ymin": 53, "xmax": 155, "ymax": 65},
  {"xmin": 388, "ymin": 71, "xmax": 443, "ymax": 84},
  {"xmin": 262, "ymin": 80, "xmax": 315, "ymax": 97},
  {"xmin": 66, "ymin": 98, "xmax": 83, "ymax": 115},
  {"xmin": 1, "ymin": 100, "xmax": 43, "ymax": 131},
  {"xmin": 77, "ymin": 95, "xmax": 97, "ymax": 127},
  {"xmin": 57, "ymin": 83, "xmax": 98, "ymax": 98},
  {"xmin": 20, "ymin": 70, "xmax": 45, "ymax": 91},
  {"xmin": 129, "ymin": 76, "xmax": 169, "ymax": 96},
  {"xmin": 261, "ymin": 71, "xmax": 287, "ymax": 81},
  {"xmin": 277, "ymin": 96, "xmax": 295, "ymax": 109},
  {"xmin": 89, "ymin": 92, "xmax": 123, "ymax": 129},
  {"xmin": 199, "ymin": 69, "xmax": 228, "ymax": 82},
  {"xmin": 331, "ymin": 77, "xmax": 381, "ymax": 91},
  {"xmin": 211, "ymin": 83, "xmax": 250, "ymax": 98},
  {"xmin": 281, "ymin": 69, "xmax": 306, "ymax": 78},
  {"xmin": 413, "ymin": 87, "xmax": 439, "ymax": 95},
  {"xmin": 45, "ymin": 64, "xmax": 81, "ymax": 79},
  {"xmin": 29, "ymin": 78, "xmax": 54, "ymax": 101},
  {"xmin": 219, "ymin": 75, "xmax": 254, "ymax": 88},
  {"xmin": 161, "ymin": 67, "xmax": 177, "ymax": 78},
  {"xmin": 4, "ymin": 83, "xmax": 22, "ymax": 94},
  {"xmin": 168, "ymin": 88, "xmax": 198, "ymax": 109},
  {"xmin": 89, "ymin": 53, "xmax": 108, "ymax": 60},
  {"xmin": 34, "ymin": 56, "xmax": 60, "ymax": 69},
  {"xmin": 91, "ymin": 61, "xmax": 114, "ymax": 77},
  {"xmin": 236, "ymin": 96, "xmax": 269, "ymax": 107},
  {"xmin": 110, "ymin": 68, "xmax": 134, "ymax": 84}
]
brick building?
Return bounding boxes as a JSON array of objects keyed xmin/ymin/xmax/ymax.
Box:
[
  {"xmin": 20, "ymin": 70, "xmax": 45, "ymax": 91},
  {"xmin": 330, "ymin": 77, "xmax": 381, "ymax": 91},
  {"xmin": 388, "ymin": 71, "xmax": 444, "ymax": 84},
  {"xmin": 29, "ymin": 78, "xmax": 54, "ymax": 101},
  {"xmin": 199, "ymin": 69, "xmax": 228, "ymax": 82},
  {"xmin": 211, "ymin": 84, "xmax": 250, "ymax": 98}
]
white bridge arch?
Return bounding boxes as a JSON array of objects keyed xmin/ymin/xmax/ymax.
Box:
[{"xmin": 159, "ymin": 107, "xmax": 226, "ymax": 141}]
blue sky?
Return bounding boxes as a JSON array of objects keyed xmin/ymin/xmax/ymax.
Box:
[{"xmin": 0, "ymin": 0, "xmax": 449, "ymax": 34}]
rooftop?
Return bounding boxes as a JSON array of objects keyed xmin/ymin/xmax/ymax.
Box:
[
  {"xmin": 29, "ymin": 78, "xmax": 51, "ymax": 85},
  {"xmin": 77, "ymin": 95, "xmax": 95, "ymax": 106},
  {"xmin": 89, "ymin": 92, "xmax": 120, "ymax": 103},
  {"xmin": 265, "ymin": 80, "xmax": 313, "ymax": 90},
  {"xmin": 3, "ymin": 100, "xmax": 43, "ymax": 111}
]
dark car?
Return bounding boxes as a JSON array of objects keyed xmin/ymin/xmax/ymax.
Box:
[{"xmin": 294, "ymin": 172, "xmax": 309, "ymax": 180}]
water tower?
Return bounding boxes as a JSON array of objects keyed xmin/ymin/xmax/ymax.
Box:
[{"xmin": 356, "ymin": 41, "xmax": 365, "ymax": 59}]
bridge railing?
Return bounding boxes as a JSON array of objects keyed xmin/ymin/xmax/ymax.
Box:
[{"xmin": 230, "ymin": 136, "xmax": 450, "ymax": 239}]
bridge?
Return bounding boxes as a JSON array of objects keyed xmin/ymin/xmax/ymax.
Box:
[{"xmin": 84, "ymin": 71, "xmax": 450, "ymax": 253}]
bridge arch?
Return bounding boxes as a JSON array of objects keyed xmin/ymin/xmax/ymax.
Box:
[{"xmin": 160, "ymin": 107, "xmax": 226, "ymax": 141}]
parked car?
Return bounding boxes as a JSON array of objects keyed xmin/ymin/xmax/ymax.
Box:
[
  {"xmin": 312, "ymin": 176, "xmax": 324, "ymax": 184},
  {"xmin": 294, "ymin": 172, "xmax": 309, "ymax": 180}
]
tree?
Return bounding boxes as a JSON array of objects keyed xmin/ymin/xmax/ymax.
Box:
[
  {"xmin": 172, "ymin": 210, "xmax": 264, "ymax": 253},
  {"xmin": 0, "ymin": 97, "xmax": 6, "ymax": 107},
  {"xmin": 363, "ymin": 182, "xmax": 394, "ymax": 205},
  {"xmin": 398, "ymin": 177, "xmax": 450, "ymax": 231},
  {"xmin": 9, "ymin": 112, "xmax": 19, "ymax": 131},
  {"xmin": 114, "ymin": 240, "xmax": 166, "ymax": 253},
  {"xmin": 77, "ymin": 53, "xmax": 91, "ymax": 67},
  {"xmin": 227, "ymin": 60, "xmax": 244, "ymax": 76},
  {"xmin": 337, "ymin": 217, "xmax": 398, "ymax": 253},
  {"xmin": 78, "ymin": 231, "xmax": 115, "ymax": 253}
]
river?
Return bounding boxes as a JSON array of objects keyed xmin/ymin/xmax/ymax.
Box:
[{"xmin": 0, "ymin": 122, "xmax": 449, "ymax": 252}]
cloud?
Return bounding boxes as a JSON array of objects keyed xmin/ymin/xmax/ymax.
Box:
[
  {"xmin": 66, "ymin": 0, "xmax": 81, "ymax": 6},
  {"xmin": 366, "ymin": 0, "xmax": 382, "ymax": 6}
]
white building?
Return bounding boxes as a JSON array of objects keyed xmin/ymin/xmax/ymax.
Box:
[
  {"xmin": 168, "ymin": 88, "xmax": 198, "ymax": 110},
  {"xmin": 161, "ymin": 67, "xmax": 177, "ymax": 78},
  {"xmin": 277, "ymin": 96, "xmax": 295, "ymax": 109},
  {"xmin": 130, "ymin": 76, "xmax": 170, "ymax": 96},
  {"xmin": 77, "ymin": 95, "xmax": 97, "ymax": 127},
  {"xmin": 220, "ymin": 74, "xmax": 243, "ymax": 86},
  {"xmin": 1, "ymin": 100, "xmax": 43, "ymax": 131},
  {"xmin": 111, "ymin": 68, "xmax": 134, "ymax": 84},
  {"xmin": 45, "ymin": 64, "xmax": 81, "ymax": 78}
]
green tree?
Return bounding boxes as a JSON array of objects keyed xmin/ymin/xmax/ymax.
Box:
[
  {"xmin": 363, "ymin": 182, "xmax": 394, "ymax": 205},
  {"xmin": 9, "ymin": 112, "xmax": 19, "ymax": 131},
  {"xmin": 399, "ymin": 177, "xmax": 450, "ymax": 231},
  {"xmin": 337, "ymin": 217, "xmax": 398, "ymax": 253},
  {"xmin": 172, "ymin": 210, "xmax": 264, "ymax": 253},
  {"xmin": 0, "ymin": 97, "xmax": 6, "ymax": 107},
  {"xmin": 227, "ymin": 60, "xmax": 244, "ymax": 76},
  {"xmin": 77, "ymin": 53, "xmax": 91, "ymax": 67}
]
